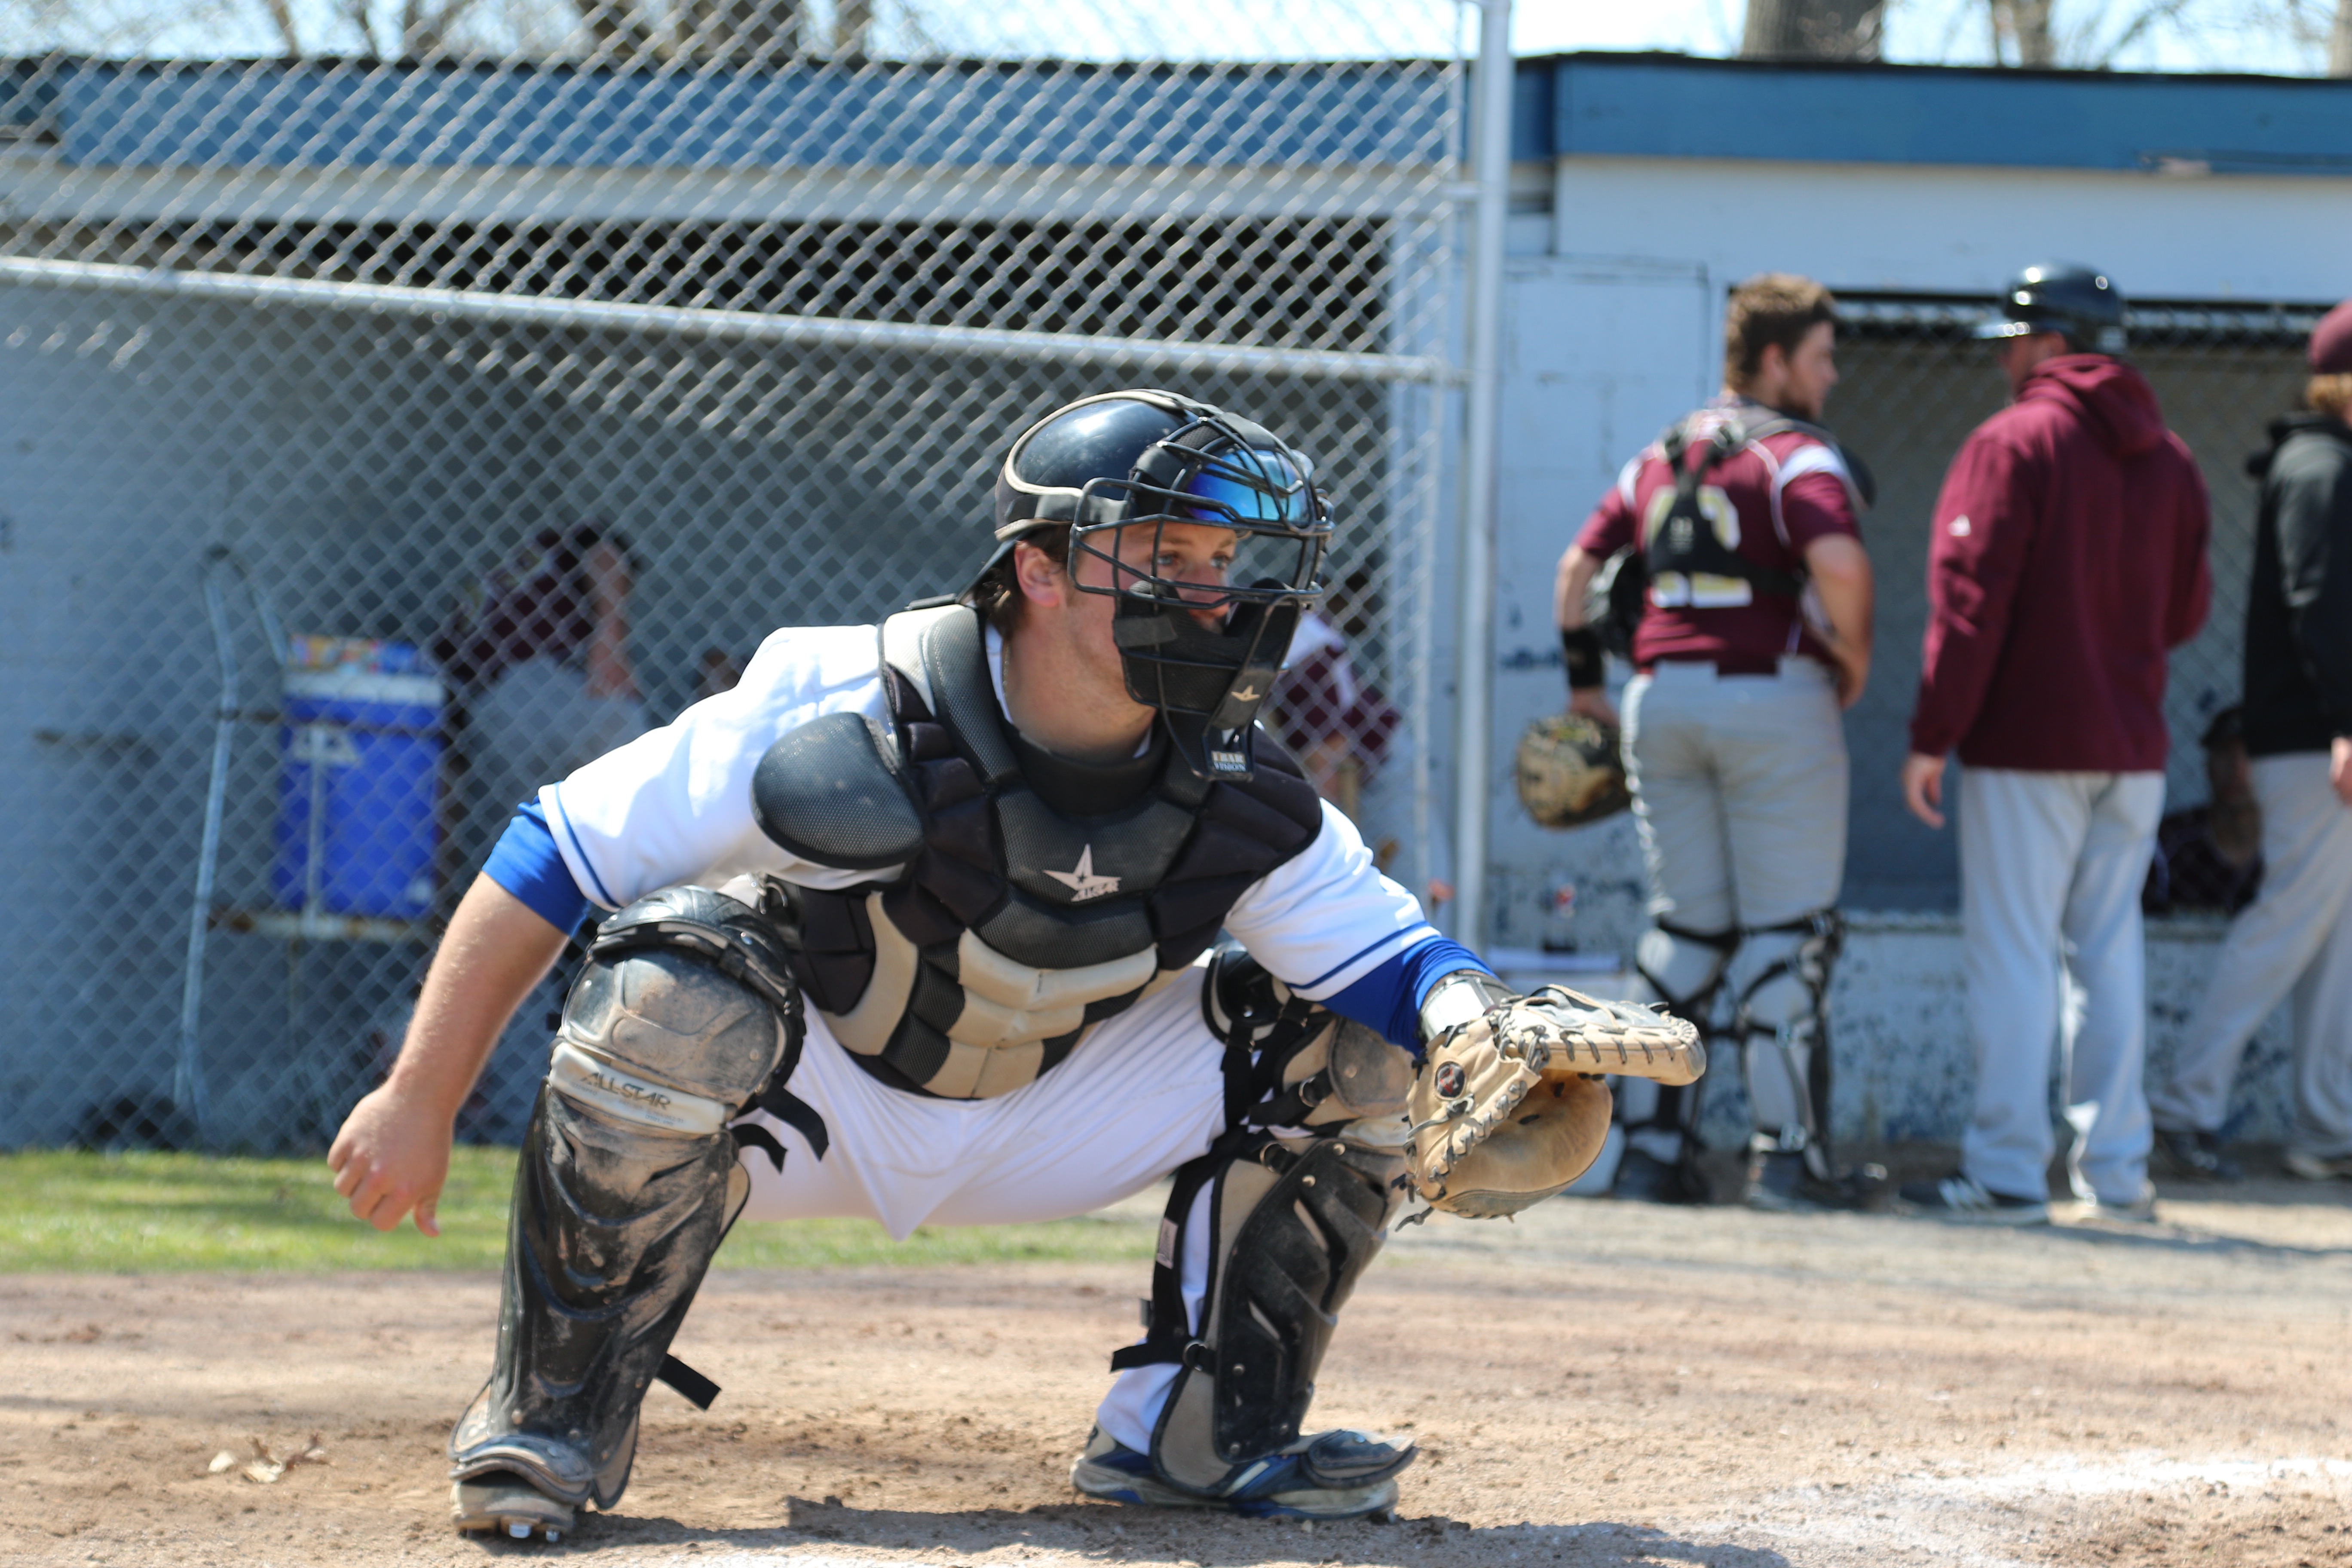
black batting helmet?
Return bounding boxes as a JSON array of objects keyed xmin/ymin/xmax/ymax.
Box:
[{"xmin": 1976, "ymin": 263, "xmax": 2127, "ymax": 355}]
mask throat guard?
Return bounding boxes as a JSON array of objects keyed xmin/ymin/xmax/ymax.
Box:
[{"xmin": 1114, "ymin": 582, "xmax": 1301, "ymax": 780}]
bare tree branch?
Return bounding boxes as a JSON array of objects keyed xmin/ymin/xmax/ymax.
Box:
[
  {"xmin": 1743, "ymin": 0, "xmax": 1886, "ymax": 58},
  {"xmin": 259, "ymin": 0, "xmax": 299, "ymax": 56}
]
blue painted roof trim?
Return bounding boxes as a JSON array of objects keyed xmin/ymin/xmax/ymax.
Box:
[
  {"xmin": 1528, "ymin": 52, "xmax": 2352, "ymax": 175},
  {"xmin": 1, "ymin": 58, "xmax": 1452, "ymax": 169}
]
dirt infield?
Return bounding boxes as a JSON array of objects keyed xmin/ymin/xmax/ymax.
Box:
[{"xmin": 7, "ymin": 1180, "xmax": 2352, "ymax": 1568}]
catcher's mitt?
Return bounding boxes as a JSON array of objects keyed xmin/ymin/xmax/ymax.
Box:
[
  {"xmin": 1407, "ymin": 986, "xmax": 1703, "ymax": 1219},
  {"xmin": 1515, "ymin": 716, "xmax": 1631, "ymax": 830}
]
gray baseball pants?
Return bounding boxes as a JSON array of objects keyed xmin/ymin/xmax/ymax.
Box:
[
  {"xmin": 1620, "ymin": 657, "xmax": 1847, "ymax": 1146},
  {"xmin": 1958, "ymin": 767, "xmax": 2165, "ymax": 1205},
  {"xmin": 2149, "ymin": 753, "xmax": 2352, "ymax": 1157}
]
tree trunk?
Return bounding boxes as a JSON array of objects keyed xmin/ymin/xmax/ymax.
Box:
[
  {"xmin": 1741, "ymin": 0, "xmax": 1884, "ymax": 60},
  {"xmin": 676, "ymin": 0, "xmax": 804, "ymax": 62},
  {"xmin": 2331, "ymin": 0, "xmax": 2352, "ymax": 77},
  {"xmin": 833, "ymin": 0, "xmax": 872, "ymax": 57},
  {"xmin": 1989, "ymin": 0, "xmax": 2057, "ymax": 66},
  {"xmin": 574, "ymin": 0, "xmax": 658, "ymax": 61}
]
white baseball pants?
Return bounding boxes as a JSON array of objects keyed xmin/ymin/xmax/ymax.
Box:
[
  {"xmin": 2150, "ymin": 753, "xmax": 2352, "ymax": 1157},
  {"xmin": 1620, "ymin": 658, "xmax": 1847, "ymax": 1142},
  {"xmin": 1957, "ymin": 767, "xmax": 2165, "ymax": 1204},
  {"xmin": 727, "ymin": 965, "xmax": 1231, "ymax": 1454}
]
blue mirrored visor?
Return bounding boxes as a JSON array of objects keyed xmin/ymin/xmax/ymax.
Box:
[{"xmin": 1177, "ymin": 449, "xmax": 1314, "ymax": 526}]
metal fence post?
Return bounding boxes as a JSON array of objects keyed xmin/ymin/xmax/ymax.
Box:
[{"xmin": 1450, "ymin": 0, "xmax": 1513, "ymax": 950}]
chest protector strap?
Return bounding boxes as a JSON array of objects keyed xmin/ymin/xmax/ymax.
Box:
[{"xmin": 1647, "ymin": 418, "xmax": 1805, "ymax": 600}]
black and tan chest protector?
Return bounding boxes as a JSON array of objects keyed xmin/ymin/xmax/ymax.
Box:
[{"xmin": 750, "ymin": 604, "xmax": 1324, "ymax": 1099}]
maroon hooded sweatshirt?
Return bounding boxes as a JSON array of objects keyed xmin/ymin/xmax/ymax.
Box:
[{"xmin": 1909, "ymin": 355, "xmax": 2211, "ymax": 772}]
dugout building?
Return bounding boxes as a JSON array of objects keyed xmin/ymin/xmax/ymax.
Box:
[
  {"xmin": 1482, "ymin": 54, "xmax": 2352, "ymax": 1153},
  {"xmin": 0, "ymin": 46, "xmax": 2344, "ymax": 1157}
]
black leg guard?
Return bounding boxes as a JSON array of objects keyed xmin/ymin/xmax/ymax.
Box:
[
  {"xmin": 1138, "ymin": 1134, "xmax": 1409, "ymax": 1494},
  {"xmin": 1616, "ymin": 921, "xmax": 1736, "ymax": 1200},
  {"xmin": 449, "ymin": 886, "xmax": 799, "ymax": 1516},
  {"xmin": 450, "ymin": 1083, "xmax": 748, "ymax": 1510},
  {"xmin": 1733, "ymin": 909, "xmax": 1844, "ymax": 1181}
]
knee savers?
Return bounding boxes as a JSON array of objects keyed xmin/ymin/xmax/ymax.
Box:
[
  {"xmin": 449, "ymin": 885, "xmax": 800, "ymax": 1511},
  {"xmin": 1202, "ymin": 943, "xmax": 1415, "ymax": 1139}
]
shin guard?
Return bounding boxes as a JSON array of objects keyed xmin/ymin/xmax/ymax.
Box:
[
  {"xmin": 449, "ymin": 887, "xmax": 796, "ymax": 1512},
  {"xmin": 1139, "ymin": 1136, "xmax": 1407, "ymax": 1494}
]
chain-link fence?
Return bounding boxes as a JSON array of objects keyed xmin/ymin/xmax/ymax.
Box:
[
  {"xmin": 0, "ymin": 9, "xmax": 1471, "ymax": 1153},
  {"xmin": 1829, "ymin": 294, "xmax": 2328, "ymax": 911}
]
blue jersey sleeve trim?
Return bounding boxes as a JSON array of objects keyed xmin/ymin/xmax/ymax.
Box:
[
  {"xmin": 1321, "ymin": 934, "xmax": 1498, "ymax": 1052},
  {"xmin": 483, "ymin": 800, "xmax": 594, "ymax": 936},
  {"xmin": 543, "ymin": 784, "xmax": 622, "ymax": 909},
  {"xmin": 1295, "ymin": 924, "xmax": 1428, "ymax": 993}
]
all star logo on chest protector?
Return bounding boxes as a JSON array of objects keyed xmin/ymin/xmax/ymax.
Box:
[
  {"xmin": 1046, "ymin": 847, "xmax": 1121, "ymax": 901},
  {"xmin": 750, "ymin": 604, "xmax": 1324, "ymax": 1101}
]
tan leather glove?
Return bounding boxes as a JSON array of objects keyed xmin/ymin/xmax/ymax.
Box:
[{"xmin": 1408, "ymin": 986, "xmax": 1702, "ymax": 1219}]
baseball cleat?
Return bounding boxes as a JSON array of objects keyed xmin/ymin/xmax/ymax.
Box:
[
  {"xmin": 2152, "ymin": 1127, "xmax": 2242, "ymax": 1182},
  {"xmin": 1745, "ymin": 1150, "xmax": 1888, "ymax": 1213},
  {"xmin": 1611, "ymin": 1146, "xmax": 1706, "ymax": 1205},
  {"xmin": 2282, "ymin": 1150, "xmax": 2352, "ymax": 1182},
  {"xmin": 452, "ymin": 1472, "xmax": 574, "ymax": 1543},
  {"xmin": 1070, "ymin": 1425, "xmax": 1411, "ymax": 1520},
  {"xmin": 1896, "ymin": 1173, "xmax": 2049, "ymax": 1225}
]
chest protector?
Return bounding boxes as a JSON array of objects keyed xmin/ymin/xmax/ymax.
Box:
[{"xmin": 751, "ymin": 604, "xmax": 1325, "ymax": 1099}]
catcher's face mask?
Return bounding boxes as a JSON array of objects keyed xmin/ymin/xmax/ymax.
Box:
[{"xmin": 996, "ymin": 392, "xmax": 1332, "ymax": 779}]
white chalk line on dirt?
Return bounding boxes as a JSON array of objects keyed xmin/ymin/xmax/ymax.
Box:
[
  {"xmin": 1669, "ymin": 1452, "xmax": 2352, "ymax": 1568},
  {"xmin": 586, "ymin": 1458, "xmax": 2352, "ymax": 1568}
]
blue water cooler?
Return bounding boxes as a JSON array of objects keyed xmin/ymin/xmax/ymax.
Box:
[{"xmin": 273, "ymin": 669, "xmax": 446, "ymax": 919}]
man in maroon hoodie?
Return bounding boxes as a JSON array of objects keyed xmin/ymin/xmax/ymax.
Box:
[{"xmin": 1899, "ymin": 264, "xmax": 2211, "ymax": 1224}]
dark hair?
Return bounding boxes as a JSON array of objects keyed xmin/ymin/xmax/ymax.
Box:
[
  {"xmin": 1724, "ymin": 274, "xmax": 1839, "ymax": 389},
  {"xmin": 974, "ymin": 525, "xmax": 1072, "ymax": 631},
  {"xmin": 2200, "ymin": 704, "xmax": 2245, "ymax": 751}
]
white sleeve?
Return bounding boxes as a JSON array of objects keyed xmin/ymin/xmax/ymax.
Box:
[
  {"xmin": 1220, "ymin": 801, "xmax": 1438, "ymax": 1000},
  {"xmin": 540, "ymin": 624, "xmax": 893, "ymax": 909}
]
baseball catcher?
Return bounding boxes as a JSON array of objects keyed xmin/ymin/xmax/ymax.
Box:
[{"xmin": 326, "ymin": 389, "xmax": 1702, "ymax": 1541}]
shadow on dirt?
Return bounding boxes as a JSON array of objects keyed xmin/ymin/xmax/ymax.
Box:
[{"xmin": 482, "ymin": 1497, "xmax": 1793, "ymax": 1567}]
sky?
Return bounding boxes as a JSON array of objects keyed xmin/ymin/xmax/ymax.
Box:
[
  {"xmin": 6, "ymin": 0, "xmax": 2336, "ymax": 74},
  {"xmin": 1509, "ymin": 0, "xmax": 2326, "ymax": 74}
]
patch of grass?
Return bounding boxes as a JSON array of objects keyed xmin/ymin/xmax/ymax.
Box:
[{"xmin": 0, "ymin": 1149, "xmax": 1155, "ymax": 1274}]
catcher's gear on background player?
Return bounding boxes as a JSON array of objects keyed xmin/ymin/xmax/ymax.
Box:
[{"xmin": 1408, "ymin": 983, "xmax": 1703, "ymax": 1218}]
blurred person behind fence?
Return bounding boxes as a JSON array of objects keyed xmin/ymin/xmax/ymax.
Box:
[
  {"xmin": 1265, "ymin": 570, "xmax": 1454, "ymax": 911},
  {"xmin": 2147, "ymin": 302, "xmax": 2352, "ymax": 1185},
  {"xmin": 1553, "ymin": 273, "xmax": 1876, "ymax": 1211},
  {"xmin": 2139, "ymin": 706, "xmax": 2263, "ymax": 921},
  {"xmin": 436, "ymin": 521, "xmax": 651, "ymax": 876},
  {"xmin": 1899, "ymin": 264, "xmax": 2211, "ymax": 1225},
  {"xmin": 431, "ymin": 521, "xmax": 651, "ymax": 1139}
]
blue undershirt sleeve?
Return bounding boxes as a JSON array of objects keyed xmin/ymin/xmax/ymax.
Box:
[
  {"xmin": 1321, "ymin": 934, "xmax": 1496, "ymax": 1054},
  {"xmin": 482, "ymin": 799, "xmax": 593, "ymax": 937}
]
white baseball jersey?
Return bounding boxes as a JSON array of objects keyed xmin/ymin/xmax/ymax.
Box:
[{"xmin": 534, "ymin": 622, "xmax": 1440, "ymax": 1009}]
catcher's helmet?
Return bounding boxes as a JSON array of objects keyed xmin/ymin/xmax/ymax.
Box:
[
  {"xmin": 1514, "ymin": 715, "xmax": 1630, "ymax": 830},
  {"xmin": 1975, "ymin": 263, "xmax": 2127, "ymax": 355},
  {"xmin": 973, "ymin": 390, "xmax": 1332, "ymax": 781}
]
